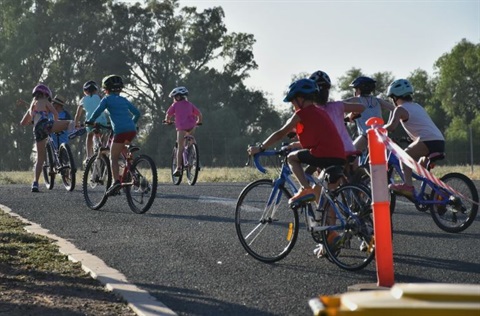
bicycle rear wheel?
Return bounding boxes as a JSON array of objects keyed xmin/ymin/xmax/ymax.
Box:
[
  {"xmin": 82, "ymin": 154, "xmax": 111, "ymax": 210},
  {"xmin": 42, "ymin": 142, "xmax": 55, "ymax": 190},
  {"xmin": 171, "ymin": 144, "xmax": 182, "ymax": 185},
  {"xmin": 185, "ymin": 143, "xmax": 199, "ymax": 186},
  {"xmin": 59, "ymin": 144, "xmax": 76, "ymax": 191},
  {"xmin": 321, "ymin": 184, "xmax": 374, "ymax": 271},
  {"xmin": 235, "ymin": 179, "xmax": 299, "ymax": 263},
  {"xmin": 125, "ymin": 154, "xmax": 158, "ymax": 214},
  {"xmin": 430, "ymin": 172, "xmax": 479, "ymax": 233}
]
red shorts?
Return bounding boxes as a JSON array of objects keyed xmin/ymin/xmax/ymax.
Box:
[{"xmin": 113, "ymin": 131, "xmax": 136, "ymax": 144}]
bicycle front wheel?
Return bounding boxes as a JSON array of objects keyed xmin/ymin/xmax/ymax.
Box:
[
  {"xmin": 42, "ymin": 142, "xmax": 55, "ymax": 190},
  {"xmin": 235, "ymin": 179, "xmax": 299, "ymax": 263},
  {"xmin": 322, "ymin": 184, "xmax": 374, "ymax": 271},
  {"xmin": 59, "ymin": 144, "xmax": 76, "ymax": 191},
  {"xmin": 430, "ymin": 172, "xmax": 479, "ymax": 233},
  {"xmin": 185, "ymin": 143, "xmax": 199, "ymax": 186},
  {"xmin": 125, "ymin": 154, "xmax": 158, "ymax": 214},
  {"xmin": 171, "ymin": 144, "xmax": 182, "ymax": 185},
  {"xmin": 82, "ymin": 154, "xmax": 112, "ymax": 210}
]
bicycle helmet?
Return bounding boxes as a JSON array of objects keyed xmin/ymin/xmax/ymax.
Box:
[
  {"xmin": 309, "ymin": 70, "xmax": 331, "ymax": 89},
  {"xmin": 168, "ymin": 86, "xmax": 189, "ymax": 98},
  {"xmin": 350, "ymin": 76, "xmax": 376, "ymax": 95},
  {"xmin": 83, "ymin": 80, "xmax": 99, "ymax": 92},
  {"xmin": 32, "ymin": 83, "xmax": 52, "ymax": 99},
  {"xmin": 283, "ymin": 78, "xmax": 319, "ymax": 102},
  {"xmin": 387, "ymin": 79, "xmax": 414, "ymax": 97},
  {"xmin": 102, "ymin": 75, "xmax": 124, "ymax": 92}
]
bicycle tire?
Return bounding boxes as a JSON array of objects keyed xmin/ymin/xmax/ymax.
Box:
[
  {"xmin": 321, "ymin": 184, "xmax": 375, "ymax": 271},
  {"xmin": 235, "ymin": 179, "xmax": 299, "ymax": 263},
  {"xmin": 42, "ymin": 142, "xmax": 55, "ymax": 190},
  {"xmin": 186, "ymin": 143, "xmax": 199, "ymax": 186},
  {"xmin": 59, "ymin": 144, "xmax": 76, "ymax": 191},
  {"xmin": 430, "ymin": 172, "xmax": 479, "ymax": 233},
  {"xmin": 125, "ymin": 154, "xmax": 158, "ymax": 214},
  {"xmin": 171, "ymin": 144, "xmax": 182, "ymax": 185},
  {"xmin": 387, "ymin": 165, "xmax": 397, "ymax": 214},
  {"xmin": 82, "ymin": 154, "xmax": 111, "ymax": 210}
]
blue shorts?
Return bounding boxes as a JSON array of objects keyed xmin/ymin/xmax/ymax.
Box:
[
  {"xmin": 423, "ymin": 140, "xmax": 445, "ymax": 154},
  {"xmin": 34, "ymin": 119, "xmax": 54, "ymax": 142}
]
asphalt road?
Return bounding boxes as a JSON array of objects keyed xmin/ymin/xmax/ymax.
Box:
[{"xmin": 0, "ymin": 181, "xmax": 479, "ymax": 316}]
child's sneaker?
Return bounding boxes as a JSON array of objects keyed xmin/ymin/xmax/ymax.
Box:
[
  {"xmin": 388, "ymin": 183, "xmax": 414, "ymax": 199},
  {"xmin": 314, "ymin": 232, "xmax": 341, "ymax": 258},
  {"xmin": 288, "ymin": 187, "xmax": 318, "ymax": 206},
  {"xmin": 172, "ymin": 168, "xmax": 182, "ymax": 177},
  {"xmin": 31, "ymin": 181, "xmax": 39, "ymax": 193}
]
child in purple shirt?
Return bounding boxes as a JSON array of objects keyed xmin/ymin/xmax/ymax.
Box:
[{"xmin": 164, "ymin": 86, "xmax": 203, "ymax": 176}]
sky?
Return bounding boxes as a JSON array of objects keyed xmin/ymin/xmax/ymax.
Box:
[{"xmin": 124, "ymin": 0, "xmax": 480, "ymax": 109}]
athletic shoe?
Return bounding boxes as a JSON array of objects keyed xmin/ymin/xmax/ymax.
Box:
[
  {"xmin": 31, "ymin": 181, "xmax": 39, "ymax": 193},
  {"xmin": 289, "ymin": 186, "xmax": 319, "ymax": 206},
  {"xmin": 313, "ymin": 233, "xmax": 341, "ymax": 258},
  {"xmin": 172, "ymin": 168, "xmax": 182, "ymax": 177}
]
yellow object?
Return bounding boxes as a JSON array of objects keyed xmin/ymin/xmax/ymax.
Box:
[{"xmin": 309, "ymin": 283, "xmax": 480, "ymax": 316}]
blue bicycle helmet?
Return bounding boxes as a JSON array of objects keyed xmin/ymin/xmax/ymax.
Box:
[
  {"xmin": 283, "ymin": 79, "xmax": 319, "ymax": 102},
  {"xmin": 350, "ymin": 76, "xmax": 376, "ymax": 94}
]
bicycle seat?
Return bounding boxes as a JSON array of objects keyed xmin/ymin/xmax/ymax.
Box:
[
  {"xmin": 127, "ymin": 145, "xmax": 140, "ymax": 153},
  {"xmin": 322, "ymin": 165, "xmax": 345, "ymax": 184},
  {"xmin": 427, "ymin": 152, "xmax": 445, "ymax": 162}
]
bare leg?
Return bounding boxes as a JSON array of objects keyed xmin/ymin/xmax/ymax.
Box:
[
  {"xmin": 86, "ymin": 132, "xmax": 94, "ymax": 158},
  {"xmin": 110, "ymin": 142, "xmax": 125, "ymax": 183},
  {"xmin": 403, "ymin": 141, "xmax": 429, "ymax": 186},
  {"xmin": 287, "ymin": 153, "xmax": 310, "ymax": 189},
  {"xmin": 34, "ymin": 139, "xmax": 47, "ymax": 183},
  {"xmin": 176, "ymin": 130, "xmax": 187, "ymax": 170}
]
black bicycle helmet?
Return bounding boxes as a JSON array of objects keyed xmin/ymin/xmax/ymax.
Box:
[
  {"xmin": 309, "ymin": 70, "xmax": 332, "ymax": 89},
  {"xmin": 102, "ymin": 75, "xmax": 124, "ymax": 92},
  {"xmin": 350, "ymin": 76, "xmax": 376, "ymax": 95},
  {"xmin": 83, "ymin": 80, "xmax": 99, "ymax": 93}
]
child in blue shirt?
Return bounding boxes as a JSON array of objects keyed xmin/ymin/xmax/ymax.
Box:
[{"xmin": 87, "ymin": 75, "xmax": 141, "ymax": 196}]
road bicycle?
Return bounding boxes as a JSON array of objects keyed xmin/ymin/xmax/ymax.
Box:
[
  {"xmin": 82, "ymin": 123, "xmax": 158, "ymax": 214},
  {"xmin": 42, "ymin": 131, "xmax": 79, "ymax": 191},
  {"xmin": 387, "ymin": 148, "xmax": 478, "ymax": 233},
  {"xmin": 235, "ymin": 147, "xmax": 374, "ymax": 271},
  {"xmin": 164, "ymin": 121, "xmax": 201, "ymax": 186}
]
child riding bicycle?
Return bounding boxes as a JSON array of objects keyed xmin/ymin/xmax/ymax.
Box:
[
  {"xmin": 164, "ymin": 86, "xmax": 203, "ymax": 176},
  {"xmin": 383, "ymin": 79, "xmax": 445, "ymax": 199},
  {"xmin": 86, "ymin": 75, "xmax": 141, "ymax": 196},
  {"xmin": 20, "ymin": 84, "xmax": 82, "ymax": 192},
  {"xmin": 248, "ymin": 78, "xmax": 346, "ymax": 206}
]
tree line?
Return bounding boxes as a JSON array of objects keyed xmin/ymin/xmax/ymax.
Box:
[{"xmin": 1, "ymin": 0, "xmax": 478, "ymax": 171}]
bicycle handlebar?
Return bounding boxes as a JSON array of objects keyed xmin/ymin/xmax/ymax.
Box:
[
  {"xmin": 163, "ymin": 120, "xmax": 202, "ymax": 126},
  {"xmin": 84, "ymin": 121, "xmax": 113, "ymax": 131},
  {"xmin": 250, "ymin": 147, "xmax": 290, "ymax": 174}
]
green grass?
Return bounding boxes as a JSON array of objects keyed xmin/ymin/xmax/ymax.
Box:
[{"xmin": 1, "ymin": 165, "xmax": 479, "ymax": 185}]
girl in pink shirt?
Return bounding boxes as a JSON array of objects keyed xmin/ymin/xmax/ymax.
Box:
[{"xmin": 165, "ymin": 86, "xmax": 203, "ymax": 176}]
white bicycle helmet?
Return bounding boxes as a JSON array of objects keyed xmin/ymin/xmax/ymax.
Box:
[
  {"xmin": 387, "ymin": 79, "xmax": 414, "ymax": 97},
  {"xmin": 168, "ymin": 86, "xmax": 189, "ymax": 97}
]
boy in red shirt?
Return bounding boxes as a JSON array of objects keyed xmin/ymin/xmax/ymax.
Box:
[{"xmin": 248, "ymin": 78, "xmax": 346, "ymax": 205}]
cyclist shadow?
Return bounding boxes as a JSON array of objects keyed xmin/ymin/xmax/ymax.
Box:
[{"xmin": 394, "ymin": 253, "xmax": 480, "ymax": 275}]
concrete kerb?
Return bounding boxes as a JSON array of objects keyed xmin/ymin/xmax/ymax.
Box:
[{"xmin": 0, "ymin": 204, "xmax": 177, "ymax": 316}]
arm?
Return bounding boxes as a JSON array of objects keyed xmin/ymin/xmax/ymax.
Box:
[
  {"xmin": 383, "ymin": 106, "xmax": 408, "ymax": 132},
  {"xmin": 74, "ymin": 105, "xmax": 84, "ymax": 127},
  {"xmin": 248, "ymin": 113, "xmax": 300, "ymax": 155},
  {"xmin": 20, "ymin": 110, "xmax": 32, "ymax": 126},
  {"xmin": 47, "ymin": 103, "xmax": 59, "ymax": 121},
  {"xmin": 165, "ymin": 104, "xmax": 174, "ymax": 123},
  {"xmin": 378, "ymin": 98, "xmax": 395, "ymax": 111},
  {"xmin": 128, "ymin": 103, "xmax": 141, "ymax": 124},
  {"xmin": 87, "ymin": 99, "xmax": 107, "ymax": 123}
]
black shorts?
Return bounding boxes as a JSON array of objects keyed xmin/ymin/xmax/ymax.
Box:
[
  {"xmin": 297, "ymin": 149, "xmax": 346, "ymax": 168},
  {"xmin": 423, "ymin": 140, "xmax": 445, "ymax": 154}
]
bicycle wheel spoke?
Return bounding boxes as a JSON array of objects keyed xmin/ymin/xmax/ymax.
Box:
[
  {"xmin": 125, "ymin": 155, "xmax": 158, "ymax": 214},
  {"xmin": 82, "ymin": 155, "xmax": 111, "ymax": 210},
  {"xmin": 431, "ymin": 173, "xmax": 479, "ymax": 233},
  {"xmin": 235, "ymin": 179, "xmax": 298, "ymax": 263},
  {"xmin": 321, "ymin": 184, "xmax": 374, "ymax": 271}
]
